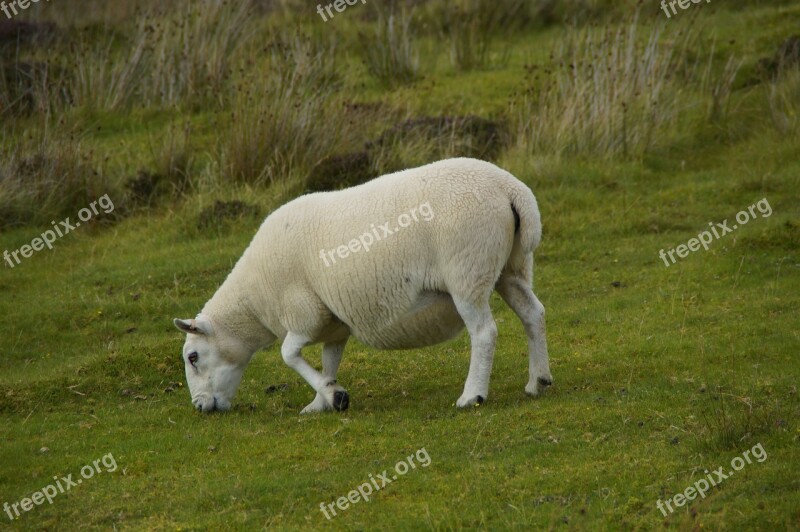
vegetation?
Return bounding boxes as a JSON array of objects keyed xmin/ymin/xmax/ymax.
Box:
[{"xmin": 0, "ymin": 0, "xmax": 798, "ymax": 529}]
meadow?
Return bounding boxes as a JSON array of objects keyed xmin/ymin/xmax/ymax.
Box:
[{"xmin": 0, "ymin": 0, "xmax": 798, "ymax": 529}]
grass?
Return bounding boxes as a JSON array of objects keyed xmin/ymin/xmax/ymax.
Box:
[
  {"xmin": 0, "ymin": 119, "xmax": 118, "ymax": 229},
  {"xmin": 510, "ymin": 13, "xmax": 694, "ymax": 159},
  {"xmin": 358, "ymin": 8, "xmax": 420, "ymax": 88},
  {"xmin": 219, "ymin": 33, "xmax": 348, "ymax": 186},
  {"xmin": 0, "ymin": 0, "xmax": 798, "ymax": 529}
]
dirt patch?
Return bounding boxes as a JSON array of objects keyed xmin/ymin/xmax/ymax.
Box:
[
  {"xmin": 125, "ymin": 170, "xmax": 162, "ymax": 206},
  {"xmin": 755, "ymin": 35, "xmax": 800, "ymax": 80},
  {"xmin": 343, "ymin": 101, "xmax": 385, "ymax": 116},
  {"xmin": 0, "ymin": 62, "xmax": 61, "ymax": 115},
  {"xmin": 0, "ymin": 20, "xmax": 56, "ymax": 46},
  {"xmin": 367, "ymin": 114, "xmax": 506, "ymax": 160},
  {"xmin": 305, "ymin": 114, "xmax": 506, "ymax": 192},
  {"xmin": 305, "ymin": 151, "xmax": 373, "ymax": 192}
]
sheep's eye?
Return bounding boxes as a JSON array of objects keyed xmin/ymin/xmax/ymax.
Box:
[{"xmin": 188, "ymin": 352, "xmax": 198, "ymax": 368}]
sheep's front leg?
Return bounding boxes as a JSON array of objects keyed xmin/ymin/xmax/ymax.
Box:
[
  {"xmin": 453, "ymin": 300, "xmax": 498, "ymax": 408},
  {"xmin": 281, "ymin": 333, "xmax": 349, "ymax": 413},
  {"xmin": 300, "ymin": 341, "xmax": 348, "ymax": 414}
]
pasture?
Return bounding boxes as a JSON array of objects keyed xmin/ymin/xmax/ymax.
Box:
[{"xmin": 0, "ymin": 0, "xmax": 798, "ymax": 529}]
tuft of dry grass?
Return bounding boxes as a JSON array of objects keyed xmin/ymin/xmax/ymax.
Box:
[
  {"xmin": 67, "ymin": 26, "xmax": 151, "ymax": 111},
  {"xmin": 768, "ymin": 66, "xmax": 800, "ymax": 135},
  {"xmin": 137, "ymin": 0, "xmax": 255, "ymax": 108},
  {"xmin": 149, "ymin": 122, "xmax": 194, "ymax": 197},
  {"xmin": 510, "ymin": 14, "xmax": 690, "ymax": 160},
  {"xmin": 366, "ymin": 115, "xmax": 506, "ymax": 174},
  {"xmin": 436, "ymin": 0, "xmax": 522, "ymax": 71},
  {"xmin": 446, "ymin": 2, "xmax": 501, "ymax": 71},
  {"xmin": 0, "ymin": 123, "xmax": 119, "ymax": 229},
  {"xmin": 34, "ymin": 0, "xmax": 255, "ymax": 112},
  {"xmin": 0, "ymin": 61, "xmax": 64, "ymax": 117},
  {"xmin": 218, "ymin": 34, "xmax": 351, "ymax": 186},
  {"xmin": 698, "ymin": 40, "xmax": 742, "ymax": 125},
  {"xmin": 359, "ymin": 8, "xmax": 420, "ymax": 88},
  {"xmin": 125, "ymin": 122, "xmax": 195, "ymax": 208}
]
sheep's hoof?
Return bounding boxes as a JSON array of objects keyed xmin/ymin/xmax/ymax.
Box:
[
  {"xmin": 526, "ymin": 376, "xmax": 553, "ymax": 397},
  {"xmin": 333, "ymin": 390, "xmax": 350, "ymax": 412},
  {"xmin": 300, "ymin": 393, "xmax": 329, "ymax": 414},
  {"xmin": 456, "ymin": 394, "xmax": 485, "ymax": 408}
]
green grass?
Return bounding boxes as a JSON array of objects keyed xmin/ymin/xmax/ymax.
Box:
[{"xmin": 1, "ymin": 0, "xmax": 799, "ymax": 530}]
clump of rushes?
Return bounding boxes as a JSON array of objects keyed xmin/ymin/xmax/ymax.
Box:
[
  {"xmin": 366, "ymin": 115, "xmax": 507, "ymax": 174},
  {"xmin": 149, "ymin": 121, "xmax": 193, "ymax": 197},
  {"xmin": 437, "ymin": 0, "xmax": 521, "ymax": 71},
  {"xmin": 67, "ymin": 25, "xmax": 150, "ymax": 111},
  {"xmin": 446, "ymin": 2, "xmax": 494, "ymax": 71},
  {"xmin": 126, "ymin": 122, "xmax": 195, "ymax": 208},
  {"xmin": 220, "ymin": 35, "xmax": 351, "ymax": 186},
  {"xmin": 510, "ymin": 13, "xmax": 690, "ymax": 160},
  {"xmin": 0, "ymin": 61, "xmax": 67, "ymax": 118},
  {"xmin": 139, "ymin": 0, "xmax": 255, "ymax": 109},
  {"xmin": 359, "ymin": 8, "xmax": 420, "ymax": 88},
  {"xmin": 0, "ymin": 123, "xmax": 118, "ymax": 229},
  {"xmin": 700, "ymin": 46, "xmax": 742, "ymax": 125},
  {"xmin": 767, "ymin": 66, "xmax": 800, "ymax": 135},
  {"xmin": 64, "ymin": 0, "xmax": 254, "ymax": 111}
]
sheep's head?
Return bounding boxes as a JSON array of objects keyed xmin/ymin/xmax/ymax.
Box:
[{"xmin": 173, "ymin": 315, "xmax": 249, "ymax": 413}]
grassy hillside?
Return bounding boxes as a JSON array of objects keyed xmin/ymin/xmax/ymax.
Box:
[{"xmin": 0, "ymin": 0, "xmax": 798, "ymax": 529}]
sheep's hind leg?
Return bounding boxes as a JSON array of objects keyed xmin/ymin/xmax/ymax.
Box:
[
  {"xmin": 300, "ymin": 340, "xmax": 349, "ymax": 414},
  {"xmin": 496, "ymin": 260, "xmax": 552, "ymax": 397},
  {"xmin": 281, "ymin": 333, "xmax": 349, "ymax": 413},
  {"xmin": 452, "ymin": 298, "xmax": 498, "ymax": 408}
]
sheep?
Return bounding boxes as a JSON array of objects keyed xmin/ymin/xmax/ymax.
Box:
[{"xmin": 174, "ymin": 157, "xmax": 552, "ymax": 414}]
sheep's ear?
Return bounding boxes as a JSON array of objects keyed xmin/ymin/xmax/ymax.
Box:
[{"xmin": 174, "ymin": 318, "xmax": 206, "ymax": 336}]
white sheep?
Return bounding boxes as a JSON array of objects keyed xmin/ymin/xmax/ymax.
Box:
[{"xmin": 174, "ymin": 157, "xmax": 552, "ymax": 413}]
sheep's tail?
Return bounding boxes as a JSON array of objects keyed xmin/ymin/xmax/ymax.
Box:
[{"xmin": 507, "ymin": 179, "xmax": 542, "ymax": 254}]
